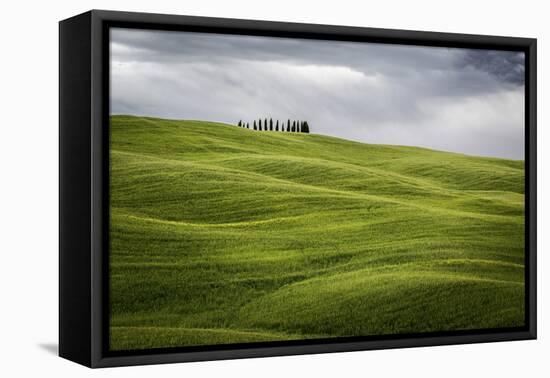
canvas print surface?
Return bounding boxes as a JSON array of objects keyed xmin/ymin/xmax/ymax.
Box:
[{"xmin": 108, "ymin": 27, "xmax": 526, "ymax": 351}]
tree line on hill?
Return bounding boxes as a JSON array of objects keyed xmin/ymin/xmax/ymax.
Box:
[{"xmin": 236, "ymin": 118, "xmax": 310, "ymax": 133}]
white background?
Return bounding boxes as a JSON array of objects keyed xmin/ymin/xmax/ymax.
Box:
[{"xmin": 0, "ymin": 0, "xmax": 546, "ymax": 376}]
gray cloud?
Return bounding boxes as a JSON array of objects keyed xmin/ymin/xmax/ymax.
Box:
[
  {"xmin": 457, "ymin": 50, "xmax": 525, "ymax": 85},
  {"xmin": 110, "ymin": 28, "xmax": 525, "ymax": 159}
]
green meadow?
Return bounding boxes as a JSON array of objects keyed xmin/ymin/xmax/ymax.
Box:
[{"xmin": 109, "ymin": 115, "xmax": 525, "ymax": 351}]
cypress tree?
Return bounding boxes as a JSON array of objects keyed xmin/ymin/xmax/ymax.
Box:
[
  {"xmin": 275, "ymin": 120, "xmax": 279, "ymax": 131},
  {"xmin": 238, "ymin": 120, "xmax": 242, "ymax": 127},
  {"xmin": 287, "ymin": 119, "xmax": 291, "ymax": 132},
  {"xmin": 292, "ymin": 121, "xmax": 296, "ymax": 132},
  {"xmin": 246, "ymin": 122, "xmax": 250, "ymax": 129},
  {"xmin": 270, "ymin": 118, "xmax": 273, "ymax": 131},
  {"xmin": 304, "ymin": 121, "xmax": 310, "ymax": 133},
  {"xmin": 253, "ymin": 120, "xmax": 257, "ymax": 130},
  {"xmin": 265, "ymin": 118, "xmax": 268, "ymax": 131}
]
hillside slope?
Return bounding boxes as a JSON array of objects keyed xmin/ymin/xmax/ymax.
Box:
[{"xmin": 109, "ymin": 115, "xmax": 525, "ymax": 351}]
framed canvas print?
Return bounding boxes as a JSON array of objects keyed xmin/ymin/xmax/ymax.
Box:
[{"xmin": 59, "ymin": 10, "xmax": 537, "ymax": 368}]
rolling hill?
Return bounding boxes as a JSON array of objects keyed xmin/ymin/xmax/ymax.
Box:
[{"xmin": 109, "ymin": 115, "xmax": 525, "ymax": 351}]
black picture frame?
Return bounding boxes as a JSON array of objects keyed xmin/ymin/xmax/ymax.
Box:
[{"xmin": 59, "ymin": 9, "xmax": 537, "ymax": 368}]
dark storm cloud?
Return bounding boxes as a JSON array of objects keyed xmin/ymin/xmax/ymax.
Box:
[
  {"xmin": 457, "ymin": 50, "xmax": 525, "ymax": 85},
  {"xmin": 110, "ymin": 28, "xmax": 525, "ymax": 159}
]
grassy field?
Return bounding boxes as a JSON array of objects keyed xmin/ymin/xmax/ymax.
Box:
[{"xmin": 109, "ymin": 115, "xmax": 525, "ymax": 351}]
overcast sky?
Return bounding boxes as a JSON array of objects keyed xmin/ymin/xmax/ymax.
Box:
[{"xmin": 110, "ymin": 28, "xmax": 525, "ymax": 159}]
